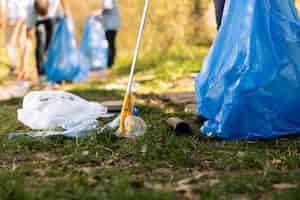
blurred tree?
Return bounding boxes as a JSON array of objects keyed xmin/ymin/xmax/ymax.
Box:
[
  {"xmin": 69, "ymin": 0, "xmax": 300, "ymax": 54},
  {"xmin": 194, "ymin": 0, "xmax": 201, "ymax": 16}
]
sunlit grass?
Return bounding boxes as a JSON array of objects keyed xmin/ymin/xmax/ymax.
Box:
[{"xmin": 0, "ymin": 44, "xmax": 300, "ymax": 199}]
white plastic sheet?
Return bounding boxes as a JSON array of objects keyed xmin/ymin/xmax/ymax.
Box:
[
  {"xmin": 10, "ymin": 119, "xmax": 99, "ymax": 140},
  {"xmin": 10, "ymin": 91, "xmax": 147, "ymax": 140},
  {"xmin": 18, "ymin": 91, "xmax": 112, "ymax": 130}
]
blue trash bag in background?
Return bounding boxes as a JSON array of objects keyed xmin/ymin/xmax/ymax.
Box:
[
  {"xmin": 81, "ymin": 16, "xmax": 108, "ymax": 70},
  {"xmin": 195, "ymin": 0, "xmax": 300, "ymax": 140},
  {"xmin": 45, "ymin": 17, "xmax": 89, "ymax": 83}
]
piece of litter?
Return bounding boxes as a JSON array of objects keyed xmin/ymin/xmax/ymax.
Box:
[
  {"xmin": 116, "ymin": 116, "xmax": 147, "ymax": 138},
  {"xmin": 166, "ymin": 117, "xmax": 192, "ymax": 135},
  {"xmin": 101, "ymin": 100, "xmax": 123, "ymax": 113},
  {"xmin": 10, "ymin": 91, "xmax": 115, "ymax": 140},
  {"xmin": 0, "ymin": 82, "xmax": 31, "ymax": 100},
  {"xmin": 10, "ymin": 119, "xmax": 100, "ymax": 140},
  {"xmin": 18, "ymin": 90, "xmax": 113, "ymax": 130},
  {"xmin": 105, "ymin": 115, "xmax": 120, "ymax": 130}
]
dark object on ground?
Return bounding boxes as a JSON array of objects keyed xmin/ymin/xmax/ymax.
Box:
[
  {"xmin": 101, "ymin": 100, "xmax": 123, "ymax": 113},
  {"xmin": 166, "ymin": 117, "xmax": 192, "ymax": 135}
]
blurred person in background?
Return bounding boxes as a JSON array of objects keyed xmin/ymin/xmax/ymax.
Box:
[
  {"xmin": 92, "ymin": 0, "xmax": 120, "ymax": 68},
  {"xmin": 26, "ymin": 0, "xmax": 71, "ymax": 77},
  {"xmin": 0, "ymin": 0, "xmax": 5, "ymax": 28},
  {"xmin": 0, "ymin": 0, "xmax": 5, "ymax": 50},
  {"xmin": 0, "ymin": 0, "xmax": 30, "ymax": 81},
  {"xmin": 213, "ymin": 0, "xmax": 226, "ymax": 29}
]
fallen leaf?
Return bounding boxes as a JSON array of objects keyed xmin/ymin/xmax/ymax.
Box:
[
  {"xmin": 80, "ymin": 167, "xmax": 94, "ymax": 174},
  {"xmin": 33, "ymin": 168, "xmax": 47, "ymax": 176},
  {"xmin": 184, "ymin": 104, "xmax": 197, "ymax": 115},
  {"xmin": 82, "ymin": 151, "xmax": 89, "ymax": 156},
  {"xmin": 160, "ymin": 92, "xmax": 196, "ymax": 105},
  {"xmin": 271, "ymin": 159, "xmax": 282, "ymax": 165},
  {"xmin": 237, "ymin": 151, "xmax": 246, "ymax": 158},
  {"xmin": 209, "ymin": 179, "xmax": 220, "ymax": 187},
  {"xmin": 177, "ymin": 171, "xmax": 216, "ymax": 186},
  {"xmin": 144, "ymin": 182, "xmax": 165, "ymax": 191},
  {"xmin": 272, "ymin": 183, "xmax": 298, "ymax": 190},
  {"xmin": 141, "ymin": 145, "xmax": 147, "ymax": 154},
  {"xmin": 232, "ymin": 195, "xmax": 251, "ymax": 200}
]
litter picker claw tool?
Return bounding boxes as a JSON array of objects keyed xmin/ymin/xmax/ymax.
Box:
[{"xmin": 117, "ymin": 0, "xmax": 150, "ymax": 138}]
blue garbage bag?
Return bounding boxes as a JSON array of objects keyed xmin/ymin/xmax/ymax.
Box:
[
  {"xmin": 45, "ymin": 17, "xmax": 89, "ymax": 83},
  {"xmin": 195, "ymin": 0, "xmax": 300, "ymax": 140},
  {"xmin": 81, "ymin": 16, "xmax": 108, "ymax": 70}
]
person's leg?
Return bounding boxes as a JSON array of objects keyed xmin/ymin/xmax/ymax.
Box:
[
  {"xmin": 22, "ymin": 29, "xmax": 38, "ymax": 82},
  {"xmin": 17, "ymin": 22, "xmax": 29, "ymax": 81},
  {"xmin": 105, "ymin": 30, "xmax": 117, "ymax": 68},
  {"xmin": 213, "ymin": 0, "xmax": 226, "ymax": 29},
  {"xmin": 5, "ymin": 20, "xmax": 21, "ymax": 73},
  {"xmin": 44, "ymin": 18, "xmax": 56, "ymax": 50},
  {"xmin": 35, "ymin": 21, "xmax": 46, "ymax": 75},
  {"xmin": 35, "ymin": 18, "xmax": 56, "ymax": 75}
]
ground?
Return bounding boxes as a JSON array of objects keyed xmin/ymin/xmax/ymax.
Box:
[{"xmin": 0, "ymin": 46, "xmax": 300, "ymax": 200}]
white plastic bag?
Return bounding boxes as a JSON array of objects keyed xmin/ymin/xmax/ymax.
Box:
[
  {"xmin": 18, "ymin": 91, "xmax": 113, "ymax": 130},
  {"xmin": 10, "ymin": 119, "xmax": 100, "ymax": 140}
]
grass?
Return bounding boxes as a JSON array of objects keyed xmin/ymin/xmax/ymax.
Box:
[{"xmin": 0, "ymin": 45, "xmax": 300, "ymax": 200}]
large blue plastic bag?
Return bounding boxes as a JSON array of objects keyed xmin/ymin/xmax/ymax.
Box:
[
  {"xmin": 45, "ymin": 17, "xmax": 89, "ymax": 83},
  {"xmin": 81, "ymin": 16, "xmax": 108, "ymax": 70},
  {"xmin": 195, "ymin": 0, "xmax": 300, "ymax": 140}
]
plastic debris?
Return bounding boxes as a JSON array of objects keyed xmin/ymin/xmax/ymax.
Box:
[
  {"xmin": 81, "ymin": 16, "xmax": 108, "ymax": 70},
  {"xmin": 45, "ymin": 17, "xmax": 89, "ymax": 83},
  {"xmin": 10, "ymin": 119, "xmax": 99, "ymax": 140},
  {"xmin": 17, "ymin": 91, "xmax": 113, "ymax": 130},
  {"xmin": 195, "ymin": 0, "xmax": 300, "ymax": 139},
  {"xmin": 0, "ymin": 82, "xmax": 31, "ymax": 100},
  {"xmin": 105, "ymin": 115, "xmax": 120, "ymax": 130},
  {"xmin": 115, "ymin": 116, "xmax": 146, "ymax": 138}
]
